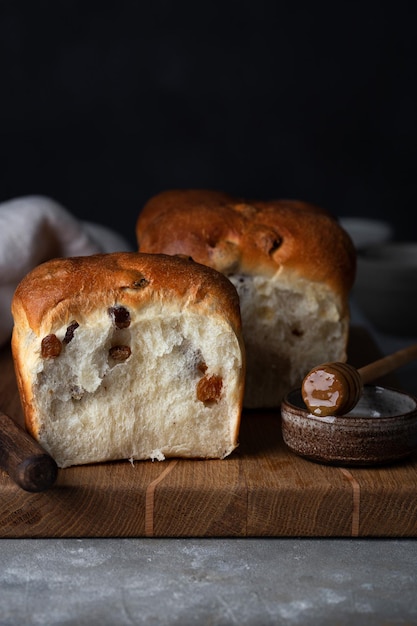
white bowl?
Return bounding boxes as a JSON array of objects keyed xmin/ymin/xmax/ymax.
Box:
[
  {"xmin": 338, "ymin": 217, "xmax": 393, "ymax": 250},
  {"xmin": 352, "ymin": 242, "xmax": 417, "ymax": 336}
]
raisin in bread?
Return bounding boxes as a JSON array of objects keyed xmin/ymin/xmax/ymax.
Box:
[
  {"xmin": 11, "ymin": 252, "xmax": 245, "ymax": 468},
  {"xmin": 136, "ymin": 189, "xmax": 356, "ymax": 408}
]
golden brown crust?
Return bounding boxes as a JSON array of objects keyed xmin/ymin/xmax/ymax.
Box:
[
  {"xmin": 136, "ymin": 189, "xmax": 356, "ymax": 301},
  {"xmin": 11, "ymin": 251, "xmax": 242, "ymax": 337}
]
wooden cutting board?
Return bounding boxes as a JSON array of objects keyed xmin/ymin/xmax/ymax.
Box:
[{"xmin": 1, "ymin": 326, "xmax": 417, "ymax": 538}]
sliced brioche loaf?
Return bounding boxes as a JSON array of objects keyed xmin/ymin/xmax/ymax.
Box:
[{"xmin": 11, "ymin": 252, "xmax": 245, "ymax": 467}]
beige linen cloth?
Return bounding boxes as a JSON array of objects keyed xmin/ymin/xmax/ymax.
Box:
[{"xmin": 0, "ymin": 195, "xmax": 132, "ymax": 348}]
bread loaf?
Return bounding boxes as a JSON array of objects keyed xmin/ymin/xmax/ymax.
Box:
[
  {"xmin": 136, "ymin": 190, "xmax": 356, "ymax": 408},
  {"xmin": 11, "ymin": 252, "xmax": 245, "ymax": 468}
]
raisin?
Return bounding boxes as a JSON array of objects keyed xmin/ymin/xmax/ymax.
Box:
[
  {"xmin": 132, "ymin": 278, "xmax": 149, "ymax": 288},
  {"xmin": 63, "ymin": 321, "xmax": 79, "ymax": 344},
  {"xmin": 197, "ymin": 361, "xmax": 208, "ymax": 374},
  {"xmin": 197, "ymin": 374, "xmax": 223, "ymax": 404},
  {"xmin": 109, "ymin": 345, "xmax": 131, "ymax": 362},
  {"xmin": 108, "ymin": 306, "xmax": 131, "ymax": 329},
  {"xmin": 41, "ymin": 334, "xmax": 62, "ymax": 358},
  {"xmin": 253, "ymin": 228, "xmax": 282, "ymax": 255},
  {"xmin": 269, "ymin": 237, "xmax": 282, "ymax": 254}
]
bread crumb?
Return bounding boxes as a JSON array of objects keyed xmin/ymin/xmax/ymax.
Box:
[{"xmin": 150, "ymin": 449, "xmax": 166, "ymax": 462}]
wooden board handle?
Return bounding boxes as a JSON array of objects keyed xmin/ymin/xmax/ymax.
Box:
[{"xmin": 0, "ymin": 411, "xmax": 58, "ymax": 492}]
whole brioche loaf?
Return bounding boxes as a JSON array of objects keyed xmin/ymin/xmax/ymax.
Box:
[
  {"xmin": 136, "ymin": 189, "xmax": 357, "ymax": 408},
  {"xmin": 11, "ymin": 252, "xmax": 245, "ymax": 468}
]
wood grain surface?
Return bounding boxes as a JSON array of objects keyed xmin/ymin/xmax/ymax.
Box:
[{"xmin": 1, "ymin": 326, "xmax": 416, "ymax": 538}]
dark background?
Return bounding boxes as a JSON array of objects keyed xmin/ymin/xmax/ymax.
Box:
[{"xmin": 1, "ymin": 0, "xmax": 416, "ymax": 249}]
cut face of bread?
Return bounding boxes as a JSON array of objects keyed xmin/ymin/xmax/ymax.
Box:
[
  {"xmin": 11, "ymin": 253, "xmax": 245, "ymax": 467},
  {"xmin": 228, "ymin": 272, "xmax": 349, "ymax": 408},
  {"xmin": 32, "ymin": 309, "xmax": 240, "ymax": 467}
]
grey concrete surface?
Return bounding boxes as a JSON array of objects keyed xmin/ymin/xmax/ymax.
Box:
[{"xmin": 1, "ymin": 538, "xmax": 417, "ymax": 625}]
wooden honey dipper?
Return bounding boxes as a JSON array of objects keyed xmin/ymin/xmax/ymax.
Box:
[{"xmin": 301, "ymin": 343, "xmax": 417, "ymax": 417}]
